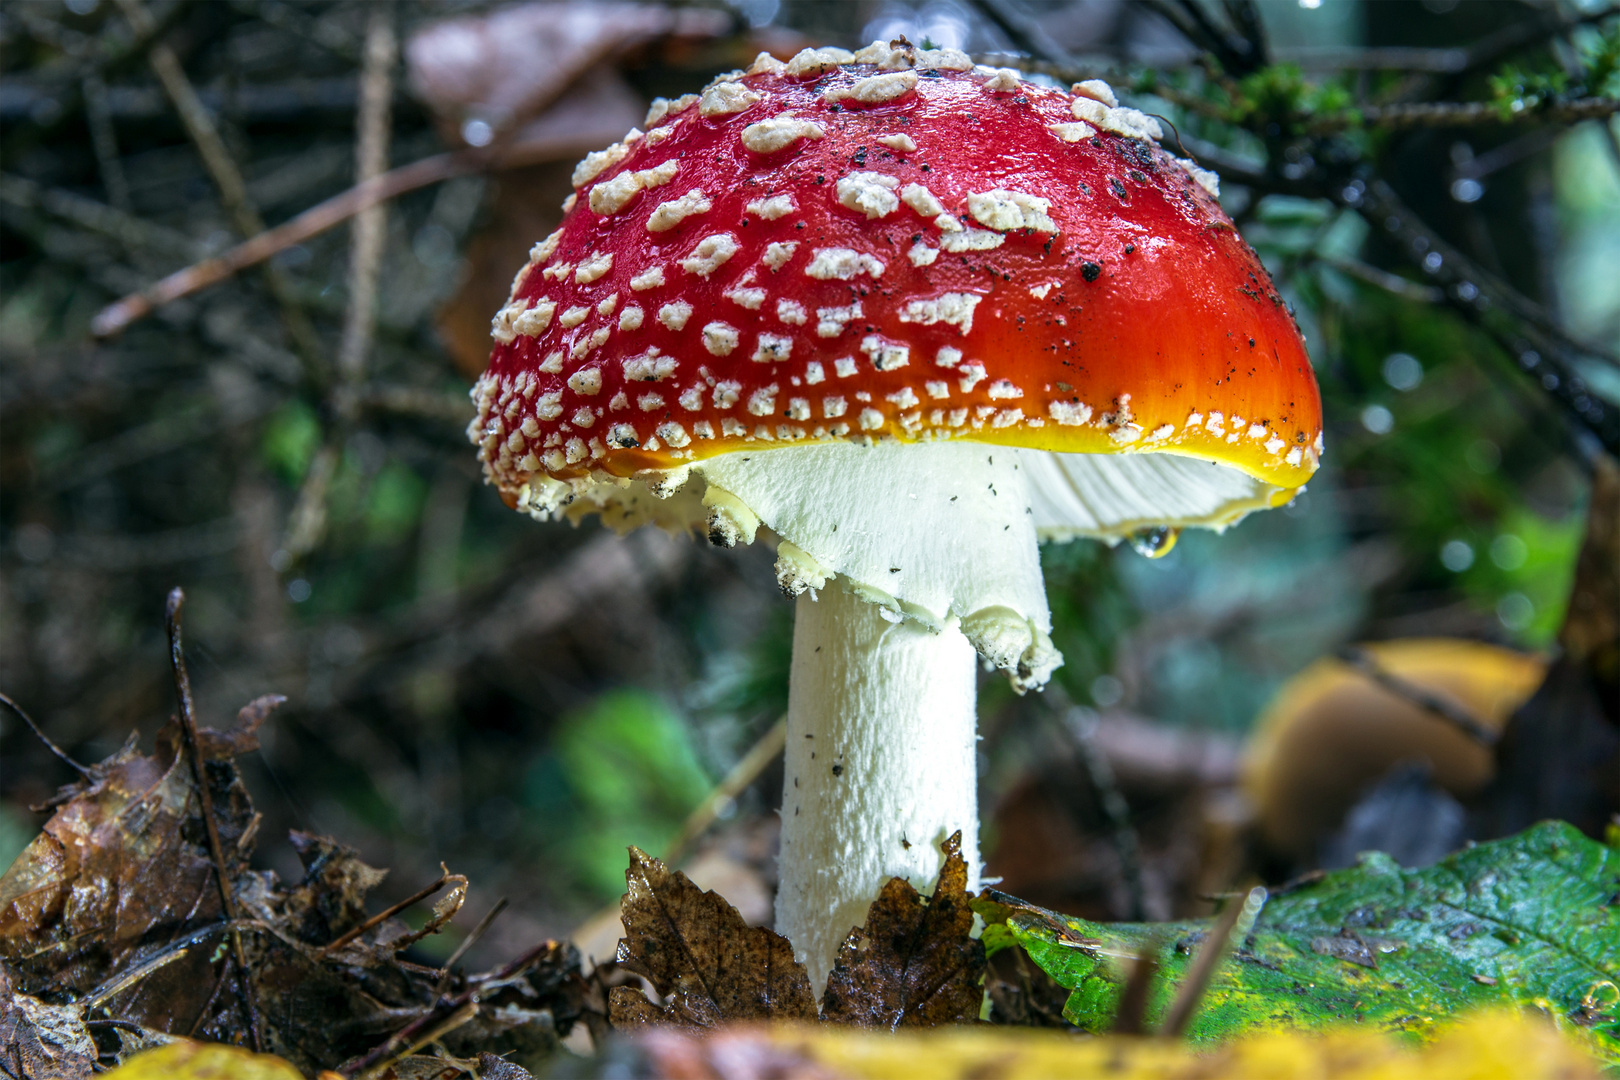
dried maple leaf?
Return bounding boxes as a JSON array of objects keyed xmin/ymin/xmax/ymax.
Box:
[
  {"xmin": 610, "ymin": 846, "xmax": 816, "ymax": 1029},
  {"xmin": 819, "ymin": 833, "xmax": 986, "ymax": 1029}
]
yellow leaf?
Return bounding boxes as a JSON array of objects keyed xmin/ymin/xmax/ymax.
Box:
[
  {"xmin": 102, "ymin": 1041, "xmax": 304, "ymax": 1080},
  {"xmin": 637, "ymin": 1010, "xmax": 1601, "ymax": 1080}
]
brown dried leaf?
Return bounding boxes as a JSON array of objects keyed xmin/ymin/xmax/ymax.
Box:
[
  {"xmin": 475, "ymin": 1051, "xmax": 536, "ymax": 1080},
  {"xmin": 819, "ymin": 832, "xmax": 986, "ymax": 1029},
  {"xmin": 0, "ymin": 711, "xmax": 261, "ymax": 1004},
  {"xmin": 610, "ymin": 847, "xmax": 816, "ymax": 1029},
  {"xmin": 0, "ymin": 962, "xmax": 95, "ymax": 1080},
  {"xmin": 0, "ymin": 681, "xmax": 584, "ymax": 1075},
  {"xmin": 406, "ymin": 2, "xmax": 720, "ymax": 141}
]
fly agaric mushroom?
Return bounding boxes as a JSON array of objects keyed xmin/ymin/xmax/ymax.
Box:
[{"xmin": 470, "ymin": 42, "xmax": 1322, "ymax": 988}]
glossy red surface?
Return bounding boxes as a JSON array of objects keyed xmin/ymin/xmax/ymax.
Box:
[{"xmin": 472, "ymin": 57, "xmax": 1322, "ymax": 501}]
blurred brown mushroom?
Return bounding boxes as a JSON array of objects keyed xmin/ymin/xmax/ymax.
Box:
[{"xmin": 1243, "ymin": 638, "xmax": 1546, "ymax": 863}]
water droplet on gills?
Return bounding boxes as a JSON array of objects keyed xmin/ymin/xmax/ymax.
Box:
[{"xmin": 1130, "ymin": 525, "xmax": 1180, "ymax": 559}]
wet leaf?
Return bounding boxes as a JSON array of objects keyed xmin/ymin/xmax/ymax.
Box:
[
  {"xmin": 610, "ymin": 846, "xmax": 815, "ymax": 1029},
  {"xmin": 821, "ymin": 832, "xmax": 986, "ymax": 1029},
  {"xmin": 607, "ymin": 1009, "xmax": 1603, "ymax": 1079},
  {"xmin": 975, "ymin": 821, "xmax": 1620, "ymax": 1064},
  {"xmin": 101, "ymin": 1040, "xmax": 302, "ymax": 1080},
  {"xmin": 0, "ymin": 700, "xmax": 269, "ymax": 1017},
  {"xmin": 0, "ymin": 684, "xmax": 585, "ymax": 1075},
  {"xmin": 0, "ymin": 961, "xmax": 95, "ymax": 1080}
]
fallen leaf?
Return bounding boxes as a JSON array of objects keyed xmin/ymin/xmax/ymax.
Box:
[
  {"xmin": 0, "ymin": 700, "xmax": 270, "ymax": 1021},
  {"xmin": 0, "ymin": 678, "xmax": 585, "ymax": 1075},
  {"xmin": 607, "ymin": 1009, "xmax": 1604, "ymax": 1079},
  {"xmin": 476, "ymin": 1050, "xmax": 536, "ymax": 1079},
  {"xmin": 0, "ymin": 961, "xmax": 95, "ymax": 1080},
  {"xmin": 975, "ymin": 821, "xmax": 1620, "ymax": 1064},
  {"xmin": 101, "ymin": 1040, "xmax": 302, "ymax": 1080},
  {"xmin": 610, "ymin": 846, "xmax": 815, "ymax": 1029},
  {"xmin": 406, "ymin": 2, "xmax": 722, "ymax": 143},
  {"xmin": 820, "ymin": 832, "xmax": 986, "ymax": 1029}
]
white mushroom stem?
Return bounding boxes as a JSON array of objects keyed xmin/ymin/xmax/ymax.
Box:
[{"xmin": 775, "ymin": 583, "xmax": 981, "ymax": 992}]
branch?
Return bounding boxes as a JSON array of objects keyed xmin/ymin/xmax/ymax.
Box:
[
  {"xmin": 1458, "ymin": 3, "xmax": 1620, "ymax": 78},
  {"xmin": 336, "ymin": 10, "xmax": 395, "ymax": 391},
  {"xmin": 113, "ymin": 0, "xmax": 327, "ymax": 384},
  {"xmin": 0, "ymin": 691, "xmax": 91, "ymax": 778},
  {"xmin": 1331, "ymin": 177, "xmax": 1618, "ymax": 455},
  {"xmin": 165, "ymin": 588, "xmax": 264, "ymax": 1052},
  {"xmin": 1311, "ymin": 95, "xmax": 1620, "ymax": 133},
  {"xmin": 964, "ymin": 0, "xmax": 1074, "ymax": 65},
  {"xmin": 88, "ymin": 135, "xmax": 594, "ymax": 338},
  {"xmin": 0, "ymin": 172, "xmax": 200, "ymax": 262}
]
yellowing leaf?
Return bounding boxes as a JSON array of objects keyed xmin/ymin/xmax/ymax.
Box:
[
  {"xmin": 102, "ymin": 1040, "xmax": 303, "ymax": 1080},
  {"xmin": 621, "ymin": 1010, "xmax": 1603, "ymax": 1080}
]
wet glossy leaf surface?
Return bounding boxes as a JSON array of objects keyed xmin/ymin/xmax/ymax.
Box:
[{"xmin": 976, "ymin": 822, "xmax": 1620, "ymax": 1064}]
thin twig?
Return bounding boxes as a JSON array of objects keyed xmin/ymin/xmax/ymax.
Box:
[
  {"xmin": 1048, "ymin": 694, "xmax": 1147, "ymax": 923},
  {"xmin": 80, "ymin": 72, "xmax": 130, "ymax": 212},
  {"xmin": 112, "ymin": 0, "xmax": 326, "ymax": 382},
  {"xmin": 339, "ymin": 939, "xmax": 567, "ymax": 1078},
  {"xmin": 1310, "ymin": 95, "xmax": 1620, "ymax": 134},
  {"xmin": 284, "ymin": 11, "xmax": 397, "ymax": 562},
  {"xmin": 661, "ymin": 716, "xmax": 787, "ymax": 867},
  {"xmin": 165, "ymin": 588, "xmax": 263, "ymax": 1052},
  {"xmin": 435, "ymin": 897, "xmax": 509, "ymax": 996},
  {"xmin": 360, "ymin": 1002, "xmax": 478, "ymax": 1080},
  {"xmin": 80, "ymin": 919, "xmax": 264, "ymax": 1010},
  {"xmin": 1315, "ymin": 254, "xmax": 1444, "ymax": 304},
  {"xmin": 337, "ymin": 10, "xmax": 395, "ymax": 391},
  {"xmin": 1346, "ymin": 177, "xmax": 1619, "ymax": 450},
  {"xmin": 1335, "ymin": 645, "xmax": 1500, "ymax": 747},
  {"xmin": 280, "ymin": 442, "xmax": 339, "ymax": 561},
  {"xmin": 319, "ymin": 870, "xmax": 452, "ymax": 957},
  {"xmin": 1161, "ymin": 886, "xmax": 1266, "ymax": 1037},
  {"xmin": 0, "ymin": 172, "xmax": 200, "ymax": 262},
  {"xmin": 1111, "ymin": 942, "xmax": 1160, "ymax": 1035},
  {"xmin": 964, "ymin": 0, "xmax": 1074, "ymax": 65},
  {"xmin": 88, "ymin": 137, "xmax": 590, "ymax": 337},
  {"xmin": 0, "ymin": 691, "xmax": 92, "ymax": 778}
]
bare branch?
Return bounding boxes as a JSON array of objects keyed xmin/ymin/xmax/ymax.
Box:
[
  {"xmin": 0, "ymin": 691, "xmax": 92, "ymax": 778},
  {"xmin": 1312, "ymin": 96, "xmax": 1620, "ymax": 134},
  {"xmin": 88, "ymin": 136, "xmax": 593, "ymax": 338},
  {"xmin": 336, "ymin": 11, "xmax": 396, "ymax": 391},
  {"xmin": 113, "ymin": 0, "xmax": 327, "ymax": 383}
]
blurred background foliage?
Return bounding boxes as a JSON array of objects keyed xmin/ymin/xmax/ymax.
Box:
[{"xmin": 1, "ymin": 0, "xmax": 1616, "ymax": 965}]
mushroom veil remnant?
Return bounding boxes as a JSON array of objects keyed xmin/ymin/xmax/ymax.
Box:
[{"xmin": 470, "ymin": 42, "xmax": 1323, "ymax": 989}]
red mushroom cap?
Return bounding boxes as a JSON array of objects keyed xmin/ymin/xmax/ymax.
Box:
[{"xmin": 471, "ymin": 44, "xmax": 1321, "ymax": 511}]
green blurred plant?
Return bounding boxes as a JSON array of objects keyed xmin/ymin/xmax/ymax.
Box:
[{"xmin": 529, "ymin": 690, "xmax": 712, "ymax": 901}]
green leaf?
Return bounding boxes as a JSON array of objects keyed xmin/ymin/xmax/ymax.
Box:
[{"xmin": 975, "ymin": 822, "xmax": 1620, "ymax": 1064}]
